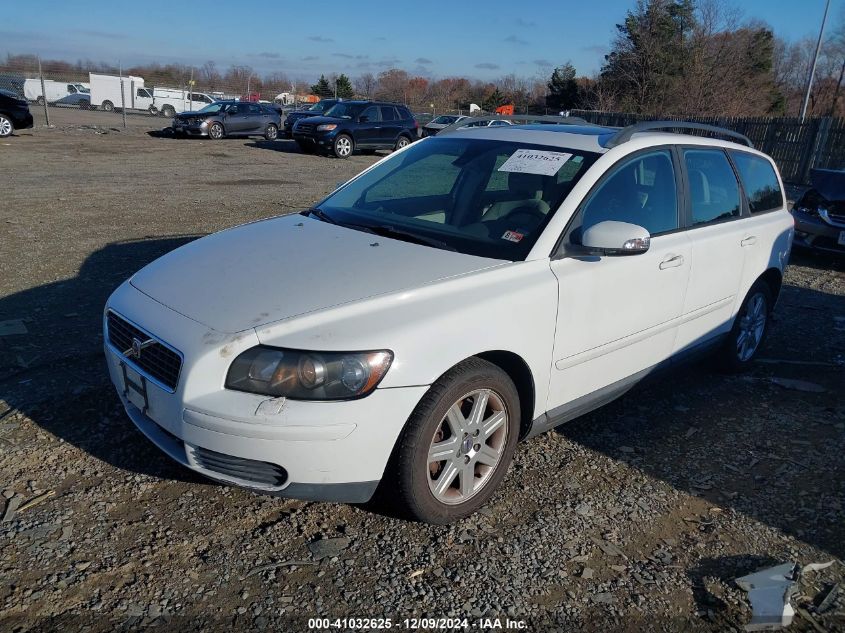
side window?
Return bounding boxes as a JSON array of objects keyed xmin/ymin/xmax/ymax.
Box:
[
  {"xmin": 237, "ymin": 103, "xmax": 250, "ymax": 114},
  {"xmin": 398, "ymin": 107, "xmax": 412, "ymax": 121},
  {"xmin": 729, "ymin": 151, "xmax": 783, "ymax": 213},
  {"xmin": 684, "ymin": 149, "xmax": 741, "ymax": 225},
  {"xmin": 360, "ymin": 106, "xmax": 380, "ymax": 122},
  {"xmin": 247, "ymin": 103, "xmax": 262, "ymax": 114},
  {"xmin": 380, "ymin": 106, "xmax": 397, "ymax": 121},
  {"xmin": 67, "ymin": 85, "xmax": 76, "ymax": 93},
  {"xmin": 136, "ymin": 88, "xmax": 146, "ymax": 98},
  {"xmin": 579, "ymin": 150, "xmax": 678, "ymax": 237}
]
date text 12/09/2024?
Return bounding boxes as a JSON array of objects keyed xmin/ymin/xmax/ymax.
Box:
[{"xmin": 307, "ymin": 618, "xmax": 528, "ymax": 630}]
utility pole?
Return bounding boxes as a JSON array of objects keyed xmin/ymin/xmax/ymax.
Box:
[
  {"xmin": 801, "ymin": 0, "xmax": 831, "ymax": 122},
  {"xmin": 37, "ymin": 56, "xmax": 50, "ymax": 127}
]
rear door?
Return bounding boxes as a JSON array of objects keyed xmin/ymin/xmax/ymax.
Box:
[
  {"xmin": 246, "ymin": 103, "xmax": 266, "ymax": 133},
  {"xmin": 673, "ymin": 147, "xmax": 746, "ymax": 355},
  {"xmin": 547, "ymin": 148, "xmax": 691, "ymax": 412},
  {"xmin": 379, "ymin": 106, "xmax": 402, "ymax": 144}
]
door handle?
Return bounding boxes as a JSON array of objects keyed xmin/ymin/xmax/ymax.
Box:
[
  {"xmin": 741, "ymin": 236, "xmax": 757, "ymax": 247},
  {"xmin": 659, "ymin": 254, "xmax": 684, "ymax": 270}
]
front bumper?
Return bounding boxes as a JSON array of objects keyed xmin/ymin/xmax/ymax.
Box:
[
  {"xmin": 13, "ymin": 111, "xmax": 33, "ymax": 130},
  {"xmin": 104, "ymin": 283, "xmax": 427, "ymax": 502},
  {"xmin": 791, "ymin": 210, "xmax": 845, "ymax": 255},
  {"xmin": 292, "ymin": 130, "xmax": 335, "ymax": 149},
  {"xmin": 172, "ymin": 120, "xmax": 208, "ymax": 137}
]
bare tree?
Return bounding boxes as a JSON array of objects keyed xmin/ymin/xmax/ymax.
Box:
[{"xmin": 353, "ymin": 72, "xmax": 377, "ymax": 99}]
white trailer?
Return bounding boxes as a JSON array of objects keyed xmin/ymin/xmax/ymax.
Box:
[
  {"xmin": 23, "ymin": 79, "xmax": 88, "ymax": 104},
  {"xmin": 151, "ymin": 87, "xmax": 215, "ymax": 117},
  {"xmin": 89, "ymin": 73, "xmax": 154, "ymax": 113}
]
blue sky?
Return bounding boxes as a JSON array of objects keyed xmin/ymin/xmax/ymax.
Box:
[{"xmin": 3, "ymin": 0, "xmax": 841, "ymax": 80}]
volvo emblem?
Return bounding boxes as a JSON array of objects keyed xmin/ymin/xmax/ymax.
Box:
[{"xmin": 124, "ymin": 337, "xmax": 154, "ymax": 360}]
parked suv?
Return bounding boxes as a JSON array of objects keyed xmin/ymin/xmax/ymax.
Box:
[
  {"xmin": 0, "ymin": 88, "xmax": 34, "ymax": 137},
  {"xmin": 172, "ymin": 100, "xmax": 281, "ymax": 140},
  {"xmin": 292, "ymin": 100, "xmax": 417, "ymax": 157},
  {"xmin": 104, "ymin": 118, "xmax": 792, "ymax": 524},
  {"xmin": 281, "ymin": 99, "xmax": 341, "ymax": 139}
]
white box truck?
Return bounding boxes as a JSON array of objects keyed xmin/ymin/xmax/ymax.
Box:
[
  {"xmin": 89, "ymin": 73, "xmax": 153, "ymax": 113},
  {"xmin": 151, "ymin": 87, "xmax": 215, "ymax": 117},
  {"xmin": 23, "ymin": 79, "xmax": 89, "ymax": 105}
]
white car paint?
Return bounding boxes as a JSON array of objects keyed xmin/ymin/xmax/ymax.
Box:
[{"xmin": 104, "ymin": 125, "xmax": 794, "ymax": 503}]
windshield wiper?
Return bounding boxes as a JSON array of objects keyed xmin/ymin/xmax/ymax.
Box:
[
  {"xmin": 364, "ymin": 225, "xmax": 457, "ymax": 251},
  {"xmin": 301, "ymin": 207, "xmax": 338, "ymax": 225}
]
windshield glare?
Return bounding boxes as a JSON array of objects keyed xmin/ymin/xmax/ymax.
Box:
[
  {"xmin": 324, "ymin": 103, "xmax": 361, "ymax": 119},
  {"xmin": 317, "ymin": 137, "xmax": 598, "ymax": 260}
]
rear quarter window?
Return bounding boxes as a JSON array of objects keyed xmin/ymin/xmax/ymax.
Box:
[{"xmin": 729, "ymin": 151, "xmax": 784, "ymax": 213}]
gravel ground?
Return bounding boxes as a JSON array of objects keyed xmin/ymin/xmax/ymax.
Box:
[{"xmin": 1, "ymin": 109, "xmax": 844, "ymax": 632}]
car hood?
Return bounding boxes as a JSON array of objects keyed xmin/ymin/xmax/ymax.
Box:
[
  {"xmin": 296, "ymin": 115, "xmax": 347, "ymax": 126},
  {"xmin": 129, "ymin": 214, "xmax": 504, "ymax": 333},
  {"xmin": 175, "ymin": 112, "xmax": 210, "ymax": 119},
  {"xmin": 808, "ymin": 168, "xmax": 845, "ymax": 202}
]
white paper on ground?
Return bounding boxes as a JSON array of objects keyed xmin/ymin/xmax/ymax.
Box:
[{"xmin": 498, "ymin": 149, "xmax": 573, "ymax": 176}]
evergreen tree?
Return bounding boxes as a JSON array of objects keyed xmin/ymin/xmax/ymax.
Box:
[
  {"xmin": 546, "ymin": 63, "xmax": 580, "ymax": 110},
  {"xmin": 335, "ymin": 73, "xmax": 354, "ymax": 99},
  {"xmin": 310, "ymin": 74, "xmax": 332, "ymax": 97}
]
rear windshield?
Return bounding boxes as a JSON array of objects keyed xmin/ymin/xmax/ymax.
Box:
[{"xmin": 316, "ymin": 137, "xmax": 599, "ymax": 260}]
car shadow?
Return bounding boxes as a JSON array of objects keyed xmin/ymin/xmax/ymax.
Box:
[
  {"xmin": 0, "ymin": 236, "xmax": 208, "ymax": 484},
  {"xmin": 245, "ymin": 139, "xmax": 311, "ymax": 155}
]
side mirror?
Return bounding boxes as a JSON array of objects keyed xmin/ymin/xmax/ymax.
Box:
[
  {"xmin": 581, "ymin": 220, "xmax": 651, "ymax": 255},
  {"xmin": 359, "ymin": 115, "xmax": 369, "ymax": 123}
]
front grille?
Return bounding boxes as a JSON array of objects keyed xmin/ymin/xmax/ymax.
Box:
[
  {"xmin": 107, "ymin": 311, "xmax": 182, "ymax": 391},
  {"xmin": 192, "ymin": 447, "xmax": 288, "ymax": 487},
  {"xmin": 296, "ymin": 123, "xmax": 314, "ymax": 134}
]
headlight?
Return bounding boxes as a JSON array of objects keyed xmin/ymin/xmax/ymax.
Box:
[
  {"xmin": 317, "ymin": 124, "xmax": 337, "ymax": 131},
  {"xmin": 225, "ymin": 347, "xmax": 393, "ymax": 400},
  {"xmin": 793, "ymin": 205, "xmax": 820, "ymax": 218}
]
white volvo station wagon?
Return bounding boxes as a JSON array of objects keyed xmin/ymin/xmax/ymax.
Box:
[{"xmin": 104, "ymin": 118, "xmax": 793, "ymax": 523}]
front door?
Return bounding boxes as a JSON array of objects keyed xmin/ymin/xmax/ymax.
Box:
[
  {"xmin": 547, "ymin": 148, "xmax": 691, "ymax": 413},
  {"xmin": 355, "ymin": 106, "xmax": 382, "ymax": 146}
]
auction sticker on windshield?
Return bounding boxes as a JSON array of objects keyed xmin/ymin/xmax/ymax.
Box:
[{"xmin": 498, "ymin": 149, "xmax": 573, "ymax": 176}]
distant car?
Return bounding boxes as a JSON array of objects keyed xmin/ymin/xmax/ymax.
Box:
[
  {"xmin": 51, "ymin": 91, "xmax": 92, "ymax": 109},
  {"xmin": 292, "ymin": 100, "xmax": 418, "ymax": 158},
  {"xmin": 462, "ymin": 119, "xmax": 512, "ymax": 128},
  {"xmin": 792, "ymin": 168, "xmax": 845, "ymax": 256},
  {"xmin": 171, "ymin": 100, "xmax": 281, "ymax": 140},
  {"xmin": 0, "ymin": 88, "xmax": 34, "ymax": 137},
  {"xmin": 421, "ymin": 114, "xmax": 467, "ymax": 138},
  {"xmin": 281, "ymin": 99, "xmax": 341, "ymax": 139}
]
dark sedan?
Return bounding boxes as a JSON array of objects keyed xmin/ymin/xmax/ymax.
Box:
[
  {"xmin": 172, "ymin": 101, "xmax": 281, "ymax": 140},
  {"xmin": 0, "ymin": 89, "xmax": 34, "ymax": 137},
  {"xmin": 792, "ymin": 168, "xmax": 845, "ymax": 256}
]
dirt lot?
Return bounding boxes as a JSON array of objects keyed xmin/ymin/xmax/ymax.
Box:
[{"xmin": 1, "ymin": 109, "xmax": 844, "ymax": 632}]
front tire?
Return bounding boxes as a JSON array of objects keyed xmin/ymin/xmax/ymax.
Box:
[
  {"xmin": 264, "ymin": 123, "xmax": 278, "ymax": 141},
  {"xmin": 391, "ymin": 358, "xmax": 520, "ymax": 524},
  {"xmin": 102, "ymin": 100, "xmax": 114, "ymax": 112},
  {"xmin": 208, "ymin": 122, "xmax": 224, "ymax": 140},
  {"xmin": 333, "ymin": 134, "xmax": 353, "ymax": 158},
  {"xmin": 0, "ymin": 115, "xmax": 14, "ymax": 138},
  {"xmin": 161, "ymin": 105, "xmax": 175, "ymax": 118},
  {"xmin": 717, "ymin": 280, "xmax": 772, "ymax": 372}
]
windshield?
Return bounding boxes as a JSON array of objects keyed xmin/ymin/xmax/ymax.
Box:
[
  {"xmin": 197, "ymin": 103, "xmax": 224, "ymax": 113},
  {"xmin": 324, "ymin": 102, "xmax": 362, "ymax": 119},
  {"xmin": 308, "ymin": 100, "xmax": 335, "ymax": 112},
  {"xmin": 315, "ymin": 137, "xmax": 599, "ymax": 260}
]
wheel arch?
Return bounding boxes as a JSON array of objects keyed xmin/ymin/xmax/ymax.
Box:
[
  {"xmin": 474, "ymin": 350, "xmax": 536, "ymax": 440},
  {"xmin": 759, "ymin": 267, "xmax": 783, "ymax": 309}
]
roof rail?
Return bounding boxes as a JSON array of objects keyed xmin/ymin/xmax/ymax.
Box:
[
  {"xmin": 604, "ymin": 120, "xmax": 753, "ymax": 149},
  {"xmin": 437, "ymin": 114, "xmax": 589, "ymax": 135}
]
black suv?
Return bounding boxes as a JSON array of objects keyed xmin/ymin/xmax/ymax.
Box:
[
  {"xmin": 292, "ymin": 101, "xmax": 418, "ymax": 158},
  {"xmin": 0, "ymin": 89, "xmax": 34, "ymax": 137},
  {"xmin": 281, "ymin": 99, "xmax": 340, "ymax": 139}
]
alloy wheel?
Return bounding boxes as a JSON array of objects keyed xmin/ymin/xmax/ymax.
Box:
[
  {"xmin": 0, "ymin": 117, "xmax": 12, "ymax": 137},
  {"xmin": 736, "ymin": 292, "xmax": 767, "ymax": 361},
  {"xmin": 209, "ymin": 123, "xmax": 223, "ymax": 139},
  {"xmin": 335, "ymin": 136, "xmax": 352, "ymax": 157},
  {"xmin": 427, "ymin": 389, "xmax": 508, "ymax": 505}
]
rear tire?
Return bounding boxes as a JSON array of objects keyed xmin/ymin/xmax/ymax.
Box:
[
  {"xmin": 161, "ymin": 105, "xmax": 175, "ymax": 118},
  {"xmin": 102, "ymin": 100, "xmax": 114, "ymax": 112},
  {"xmin": 333, "ymin": 134, "xmax": 353, "ymax": 158},
  {"xmin": 394, "ymin": 135, "xmax": 411, "ymax": 151},
  {"xmin": 264, "ymin": 123, "xmax": 278, "ymax": 141},
  {"xmin": 0, "ymin": 115, "xmax": 14, "ymax": 138},
  {"xmin": 389, "ymin": 357, "xmax": 520, "ymax": 524},
  {"xmin": 36, "ymin": 96, "xmax": 45, "ymax": 106},
  {"xmin": 716, "ymin": 280, "xmax": 772, "ymax": 373}
]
